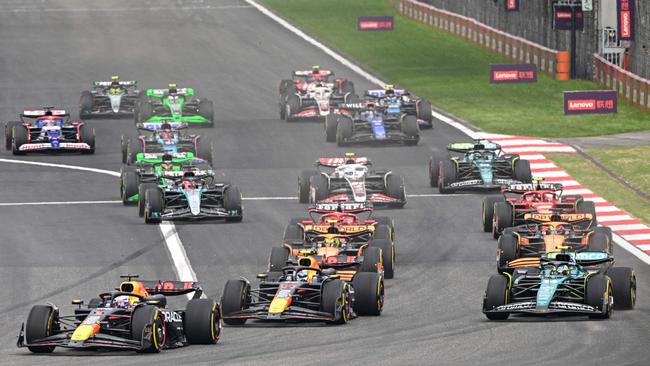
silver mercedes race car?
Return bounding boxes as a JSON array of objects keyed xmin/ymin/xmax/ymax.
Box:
[{"xmin": 79, "ymin": 76, "xmax": 140, "ymax": 119}]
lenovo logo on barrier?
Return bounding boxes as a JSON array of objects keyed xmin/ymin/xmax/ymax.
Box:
[
  {"xmin": 490, "ymin": 64, "xmax": 537, "ymax": 84},
  {"xmin": 617, "ymin": 0, "xmax": 635, "ymax": 40},
  {"xmin": 564, "ymin": 91, "xmax": 617, "ymax": 115},
  {"xmin": 357, "ymin": 16, "xmax": 394, "ymax": 31}
]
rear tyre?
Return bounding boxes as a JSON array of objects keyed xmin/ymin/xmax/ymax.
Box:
[
  {"xmin": 497, "ymin": 234, "xmax": 519, "ymax": 269},
  {"xmin": 120, "ymin": 135, "xmax": 130, "ymax": 164},
  {"xmin": 278, "ymin": 79, "xmax": 293, "ymax": 95},
  {"xmin": 483, "ymin": 275, "xmax": 510, "ymax": 320},
  {"xmin": 283, "ymin": 217, "xmax": 304, "ymax": 243},
  {"xmin": 198, "ymin": 99, "xmax": 214, "ymax": 126},
  {"xmin": 439, "ymin": 160, "xmax": 457, "ymax": 194},
  {"xmin": 144, "ymin": 188, "xmax": 164, "ymax": 224},
  {"xmin": 352, "ymin": 272, "xmax": 383, "ymax": 316},
  {"xmin": 336, "ymin": 115, "xmax": 353, "ymax": 146},
  {"xmin": 269, "ymin": 247, "xmax": 290, "ymax": 272},
  {"xmin": 79, "ymin": 91, "xmax": 94, "ymax": 119},
  {"xmin": 606, "ymin": 267, "xmax": 636, "ymax": 310},
  {"xmin": 416, "ymin": 99, "xmax": 433, "ymax": 128},
  {"xmin": 386, "ymin": 173, "xmax": 406, "ymax": 207},
  {"xmin": 224, "ymin": 186, "xmax": 243, "ymax": 222},
  {"xmin": 401, "ymin": 115, "xmax": 419, "ymax": 145},
  {"xmin": 588, "ymin": 232, "xmax": 610, "ymax": 253},
  {"xmin": 79, "ymin": 125, "xmax": 95, "ymax": 154},
  {"xmin": 298, "ymin": 170, "xmax": 318, "ymax": 203},
  {"xmin": 309, "ymin": 174, "xmax": 329, "ymax": 203},
  {"xmin": 138, "ymin": 101, "xmax": 154, "ymax": 123},
  {"xmin": 428, "ymin": 156, "xmax": 439, "ymax": 187},
  {"xmin": 514, "ymin": 159, "xmax": 532, "ymax": 183},
  {"xmin": 185, "ymin": 299, "xmax": 221, "ymax": 344},
  {"xmin": 285, "ymin": 94, "xmax": 301, "ymax": 122},
  {"xmin": 131, "ymin": 305, "xmax": 163, "ymax": 353},
  {"xmin": 372, "ymin": 238, "xmax": 395, "ymax": 279},
  {"xmin": 121, "ymin": 169, "xmax": 139, "ymax": 205},
  {"xmin": 321, "ymin": 279, "xmax": 349, "ymax": 324},
  {"xmin": 5, "ymin": 121, "xmax": 20, "ymax": 150},
  {"xmin": 25, "ymin": 305, "xmax": 58, "ymax": 353},
  {"xmin": 493, "ymin": 202, "xmax": 513, "ymax": 239},
  {"xmin": 324, "ymin": 114, "xmax": 339, "ymax": 142},
  {"xmin": 195, "ymin": 136, "xmax": 214, "ymax": 165},
  {"xmin": 221, "ymin": 280, "xmax": 249, "ymax": 325},
  {"xmin": 577, "ymin": 200, "xmax": 598, "ymax": 228},
  {"xmin": 359, "ymin": 247, "xmax": 381, "ymax": 273},
  {"xmin": 594, "ymin": 226, "xmax": 613, "ymax": 243},
  {"xmin": 339, "ymin": 80, "xmax": 355, "ymax": 95},
  {"xmin": 482, "ymin": 195, "xmax": 505, "ymax": 232},
  {"xmin": 11, "ymin": 126, "xmax": 28, "ymax": 155},
  {"xmin": 128, "ymin": 139, "xmax": 144, "ymax": 165},
  {"xmin": 586, "ymin": 274, "xmax": 613, "ymax": 319},
  {"xmin": 138, "ymin": 183, "xmax": 158, "ymax": 217}
]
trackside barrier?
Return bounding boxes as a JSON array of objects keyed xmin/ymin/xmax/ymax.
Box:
[
  {"xmin": 398, "ymin": 0, "xmax": 563, "ymax": 79},
  {"xmin": 594, "ymin": 54, "xmax": 650, "ymax": 112}
]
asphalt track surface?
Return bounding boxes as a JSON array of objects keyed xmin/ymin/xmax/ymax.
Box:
[{"xmin": 0, "ymin": 1, "xmax": 649, "ymax": 365}]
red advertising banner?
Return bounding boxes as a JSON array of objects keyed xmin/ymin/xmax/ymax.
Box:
[
  {"xmin": 358, "ymin": 16, "xmax": 394, "ymax": 31},
  {"xmin": 490, "ymin": 64, "xmax": 537, "ymax": 84},
  {"xmin": 616, "ymin": 0, "xmax": 636, "ymax": 41},
  {"xmin": 505, "ymin": 0, "xmax": 519, "ymax": 11},
  {"xmin": 564, "ymin": 90, "xmax": 618, "ymax": 115},
  {"xmin": 553, "ymin": 5, "xmax": 584, "ymax": 31}
]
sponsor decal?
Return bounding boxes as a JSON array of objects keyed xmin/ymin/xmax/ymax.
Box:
[
  {"xmin": 160, "ymin": 310, "xmax": 183, "ymax": 322},
  {"xmin": 563, "ymin": 90, "xmax": 617, "ymax": 115},
  {"xmin": 315, "ymin": 202, "xmax": 367, "ymax": 211},
  {"xmin": 318, "ymin": 157, "xmax": 369, "ymax": 166},
  {"xmin": 357, "ymin": 16, "xmax": 393, "ymax": 31},
  {"xmin": 495, "ymin": 302, "xmax": 536, "ymax": 311},
  {"xmin": 19, "ymin": 143, "xmax": 90, "ymax": 151},
  {"xmin": 449, "ymin": 179, "xmax": 482, "ymax": 187},
  {"xmin": 490, "ymin": 64, "xmax": 537, "ymax": 84},
  {"xmin": 553, "ymin": 5, "xmax": 584, "ymax": 31},
  {"xmin": 505, "ymin": 0, "xmax": 519, "ymax": 11},
  {"xmin": 368, "ymin": 193, "xmax": 399, "ymax": 202},
  {"xmin": 549, "ymin": 302, "xmax": 595, "ymax": 312},
  {"xmin": 616, "ymin": 0, "xmax": 636, "ymax": 40}
]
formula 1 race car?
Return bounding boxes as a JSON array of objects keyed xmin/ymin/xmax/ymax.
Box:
[
  {"xmin": 429, "ymin": 140, "xmax": 532, "ymax": 193},
  {"xmin": 279, "ymin": 66, "xmax": 356, "ymax": 121},
  {"xmin": 79, "ymin": 76, "xmax": 140, "ymax": 119},
  {"xmin": 496, "ymin": 212, "xmax": 613, "ymax": 270},
  {"xmin": 325, "ymin": 101, "xmax": 419, "ymax": 146},
  {"xmin": 484, "ymin": 181, "xmax": 597, "ymax": 236},
  {"xmin": 483, "ymin": 251, "xmax": 636, "ymax": 320},
  {"xmin": 221, "ymin": 265, "xmax": 383, "ymax": 324},
  {"xmin": 121, "ymin": 122, "xmax": 213, "ymax": 165},
  {"xmin": 17, "ymin": 275, "xmax": 221, "ymax": 353},
  {"xmin": 135, "ymin": 84, "xmax": 214, "ymax": 127},
  {"xmin": 4, "ymin": 108, "xmax": 95, "ymax": 155},
  {"xmin": 298, "ymin": 154, "xmax": 406, "ymax": 208},
  {"xmin": 140, "ymin": 170, "xmax": 243, "ymax": 223},
  {"xmin": 364, "ymin": 85, "xmax": 433, "ymax": 128}
]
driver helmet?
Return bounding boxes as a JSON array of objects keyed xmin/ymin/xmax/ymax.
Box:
[
  {"xmin": 311, "ymin": 65, "xmax": 320, "ymax": 74},
  {"xmin": 161, "ymin": 153, "xmax": 174, "ymax": 170},
  {"xmin": 168, "ymin": 83, "xmax": 178, "ymax": 94},
  {"xmin": 296, "ymin": 271, "xmax": 308, "ymax": 282},
  {"xmin": 384, "ymin": 84, "xmax": 395, "ymax": 95},
  {"xmin": 556, "ymin": 264, "xmax": 570, "ymax": 275},
  {"xmin": 181, "ymin": 179, "xmax": 194, "ymax": 190},
  {"xmin": 114, "ymin": 295, "xmax": 130, "ymax": 309},
  {"xmin": 160, "ymin": 123, "xmax": 173, "ymax": 140},
  {"xmin": 110, "ymin": 75, "xmax": 120, "ymax": 86}
]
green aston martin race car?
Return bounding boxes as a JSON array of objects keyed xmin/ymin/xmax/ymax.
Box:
[{"xmin": 134, "ymin": 84, "xmax": 214, "ymax": 127}]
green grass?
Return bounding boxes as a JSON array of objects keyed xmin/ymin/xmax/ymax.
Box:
[
  {"xmin": 260, "ymin": 0, "xmax": 650, "ymax": 138},
  {"xmin": 550, "ymin": 152, "xmax": 650, "ymax": 225}
]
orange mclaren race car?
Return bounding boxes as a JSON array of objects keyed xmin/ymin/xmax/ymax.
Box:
[{"xmin": 17, "ymin": 275, "xmax": 221, "ymax": 353}]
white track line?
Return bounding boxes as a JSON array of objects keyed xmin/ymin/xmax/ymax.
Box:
[
  {"xmin": 0, "ymin": 5, "xmax": 251, "ymax": 13},
  {"xmin": 0, "ymin": 200, "xmax": 121, "ymax": 206},
  {"xmin": 0, "ymin": 158, "xmax": 120, "ymax": 177}
]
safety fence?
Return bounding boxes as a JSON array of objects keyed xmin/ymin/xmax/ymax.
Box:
[
  {"xmin": 593, "ymin": 54, "xmax": 650, "ymax": 112},
  {"xmin": 398, "ymin": 0, "xmax": 563, "ymax": 79}
]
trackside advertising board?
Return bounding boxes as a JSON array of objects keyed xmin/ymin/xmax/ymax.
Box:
[
  {"xmin": 505, "ymin": 0, "xmax": 519, "ymax": 11},
  {"xmin": 490, "ymin": 64, "xmax": 537, "ymax": 84},
  {"xmin": 616, "ymin": 0, "xmax": 636, "ymax": 41},
  {"xmin": 357, "ymin": 16, "xmax": 394, "ymax": 31},
  {"xmin": 553, "ymin": 5, "xmax": 584, "ymax": 31},
  {"xmin": 563, "ymin": 90, "xmax": 618, "ymax": 115}
]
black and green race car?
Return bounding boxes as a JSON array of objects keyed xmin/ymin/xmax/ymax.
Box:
[{"xmin": 135, "ymin": 84, "xmax": 214, "ymax": 127}]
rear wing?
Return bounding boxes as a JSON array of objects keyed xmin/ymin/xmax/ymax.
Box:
[
  {"xmin": 365, "ymin": 89, "xmax": 408, "ymax": 98},
  {"xmin": 333, "ymin": 102, "xmax": 383, "ymax": 112},
  {"xmin": 21, "ymin": 109, "xmax": 68, "ymax": 118},
  {"xmin": 523, "ymin": 212, "xmax": 593, "ymax": 223},
  {"xmin": 317, "ymin": 156, "xmax": 370, "ymax": 167},
  {"xmin": 94, "ymin": 80, "xmax": 136, "ymax": 87},
  {"xmin": 293, "ymin": 70, "xmax": 333, "ymax": 77},
  {"xmin": 310, "ymin": 202, "xmax": 373, "ymax": 213},
  {"xmin": 545, "ymin": 251, "xmax": 613, "ymax": 266},
  {"xmin": 137, "ymin": 151, "xmax": 195, "ymax": 163},
  {"xmin": 147, "ymin": 87, "xmax": 194, "ymax": 97},
  {"xmin": 503, "ymin": 182, "xmax": 563, "ymax": 194},
  {"xmin": 447, "ymin": 140, "xmax": 501, "ymax": 153},
  {"xmin": 140, "ymin": 280, "xmax": 203, "ymax": 298},
  {"xmin": 137, "ymin": 122, "xmax": 188, "ymax": 131}
]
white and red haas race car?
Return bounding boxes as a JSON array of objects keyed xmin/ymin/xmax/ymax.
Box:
[
  {"xmin": 278, "ymin": 66, "xmax": 357, "ymax": 122},
  {"xmin": 4, "ymin": 108, "xmax": 95, "ymax": 155},
  {"xmin": 298, "ymin": 153, "xmax": 406, "ymax": 208}
]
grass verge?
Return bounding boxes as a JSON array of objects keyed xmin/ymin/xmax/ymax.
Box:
[{"xmin": 259, "ymin": 0, "xmax": 650, "ymax": 138}]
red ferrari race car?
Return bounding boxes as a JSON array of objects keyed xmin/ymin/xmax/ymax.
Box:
[
  {"xmin": 298, "ymin": 153, "xmax": 406, "ymax": 208},
  {"xmin": 483, "ymin": 180, "xmax": 598, "ymax": 238},
  {"xmin": 278, "ymin": 66, "xmax": 356, "ymax": 121}
]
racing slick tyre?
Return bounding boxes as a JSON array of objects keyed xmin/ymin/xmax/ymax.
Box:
[
  {"xmin": 269, "ymin": 246, "xmax": 290, "ymax": 272},
  {"xmin": 321, "ymin": 279, "xmax": 350, "ymax": 324},
  {"xmin": 588, "ymin": 232, "xmax": 611, "ymax": 253},
  {"xmin": 438, "ymin": 160, "xmax": 457, "ymax": 194},
  {"xmin": 344, "ymin": 93, "xmax": 361, "ymax": 103},
  {"xmin": 577, "ymin": 200, "xmax": 598, "ymax": 228},
  {"xmin": 79, "ymin": 90, "xmax": 94, "ymax": 119},
  {"xmin": 386, "ymin": 173, "xmax": 406, "ymax": 207},
  {"xmin": 144, "ymin": 188, "xmax": 164, "ymax": 224},
  {"xmin": 120, "ymin": 135, "xmax": 130, "ymax": 164},
  {"xmin": 359, "ymin": 246, "xmax": 381, "ymax": 273},
  {"xmin": 416, "ymin": 99, "xmax": 433, "ymax": 129},
  {"xmin": 374, "ymin": 217, "xmax": 395, "ymax": 235},
  {"xmin": 497, "ymin": 234, "xmax": 519, "ymax": 270},
  {"xmin": 283, "ymin": 217, "xmax": 304, "ymax": 243},
  {"xmin": 429, "ymin": 155, "xmax": 440, "ymax": 187},
  {"xmin": 561, "ymin": 194, "xmax": 584, "ymax": 203},
  {"xmin": 221, "ymin": 279, "xmax": 250, "ymax": 325},
  {"xmin": 336, "ymin": 115, "xmax": 353, "ymax": 146},
  {"xmin": 4, "ymin": 121, "xmax": 20, "ymax": 150},
  {"xmin": 309, "ymin": 174, "xmax": 330, "ymax": 203},
  {"xmin": 373, "ymin": 224, "xmax": 391, "ymax": 241},
  {"xmin": 198, "ymin": 99, "xmax": 214, "ymax": 126},
  {"xmin": 285, "ymin": 94, "xmax": 301, "ymax": 122},
  {"xmin": 279, "ymin": 79, "xmax": 293, "ymax": 95},
  {"xmin": 339, "ymin": 80, "xmax": 355, "ymax": 95},
  {"xmin": 138, "ymin": 101, "xmax": 154, "ymax": 124},
  {"xmin": 185, "ymin": 299, "xmax": 222, "ymax": 344},
  {"xmin": 514, "ymin": 159, "xmax": 532, "ymax": 183},
  {"xmin": 127, "ymin": 139, "xmax": 144, "ymax": 165},
  {"xmin": 401, "ymin": 115, "xmax": 419, "ymax": 145},
  {"xmin": 606, "ymin": 267, "xmax": 636, "ymax": 310},
  {"xmin": 224, "ymin": 186, "xmax": 243, "ymax": 222},
  {"xmin": 298, "ymin": 170, "xmax": 318, "ymax": 203},
  {"xmin": 586, "ymin": 274, "xmax": 613, "ymax": 319},
  {"xmin": 371, "ymin": 238, "xmax": 395, "ymax": 279},
  {"xmin": 195, "ymin": 136, "xmax": 214, "ymax": 165},
  {"xmin": 483, "ymin": 275, "xmax": 510, "ymax": 320},
  {"xmin": 324, "ymin": 113, "xmax": 339, "ymax": 142},
  {"xmin": 594, "ymin": 226, "xmax": 613, "ymax": 243},
  {"xmin": 138, "ymin": 183, "xmax": 158, "ymax": 217},
  {"xmin": 79, "ymin": 124, "xmax": 95, "ymax": 154},
  {"xmin": 493, "ymin": 202, "xmax": 514, "ymax": 239},
  {"xmin": 482, "ymin": 195, "xmax": 505, "ymax": 232},
  {"xmin": 121, "ymin": 168, "xmax": 139, "ymax": 205},
  {"xmin": 131, "ymin": 305, "xmax": 164, "ymax": 353},
  {"xmin": 352, "ymin": 272, "xmax": 384, "ymax": 316},
  {"xmin": 25, "ymin": 305, "xmax": 58, "ymax": 353},
  {"xmin": 11, "ymin": 126, "xmax": 28, "ymax": 155}
]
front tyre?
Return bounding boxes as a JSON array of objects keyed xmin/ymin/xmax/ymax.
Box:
[
  {"xmin": 25, "ymin": 305, "xmax": 58, "ymax": 353},
  {"xmin": 185, "ymin": 299, "xmax": 222, "ymax": 344}
]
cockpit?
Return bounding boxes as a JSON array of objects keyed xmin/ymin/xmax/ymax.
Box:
[{"xmin": 334, "ymin": 164, "xmax": 368, "ymax": 180}]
